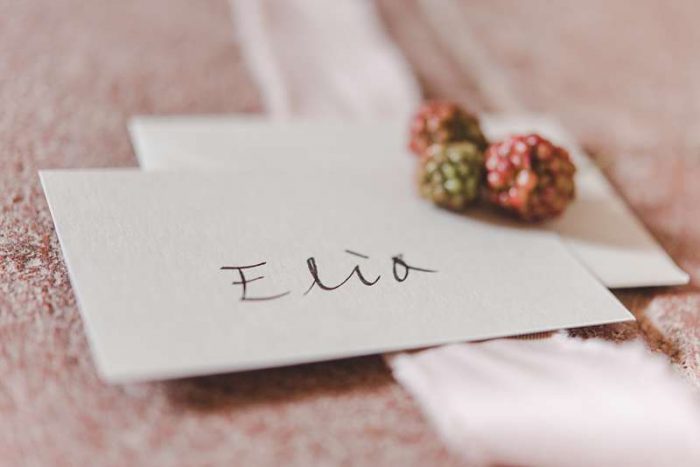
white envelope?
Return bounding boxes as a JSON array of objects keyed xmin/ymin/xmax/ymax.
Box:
[
  {"xmin": 129, "ymin": 115, "xmax": 688, "ymax": 289},
  {"xmin": 41, "ymin": 170, "xmax": 632, "ymax": 383}
]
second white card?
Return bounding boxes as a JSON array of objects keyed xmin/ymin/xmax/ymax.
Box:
[{"xmin": 129, "ymin": 115, "xmax": 688, "ymax": 288}]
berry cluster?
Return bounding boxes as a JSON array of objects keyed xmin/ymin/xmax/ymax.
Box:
[{"xmin": 409, "ymin": 101, "xmax": 576, "ymax": 222}]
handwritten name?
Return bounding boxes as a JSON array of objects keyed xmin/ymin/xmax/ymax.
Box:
[{"xmin": 221, "ymin": 249, "xmax": 437, "ymax": 302}]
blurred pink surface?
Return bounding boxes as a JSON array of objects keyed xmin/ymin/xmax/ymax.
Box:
[{"xmin": 1, "ymin": 0, "xmax": 699, "ymax": 465}]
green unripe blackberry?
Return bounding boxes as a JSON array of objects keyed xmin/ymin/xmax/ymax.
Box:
[{"xmin": 418, "ymin": 142, "xmax": 484, "ymax": 211}]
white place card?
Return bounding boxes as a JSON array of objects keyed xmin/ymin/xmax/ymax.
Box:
[
  {"xmin": 41, "ymin": 170, "xmax": 632, "ymax": 383},
  {"xmin": 129, "ymin": 115, "xmax": 689, "ymax": 289}
]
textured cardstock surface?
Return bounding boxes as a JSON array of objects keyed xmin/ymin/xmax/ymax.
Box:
[
  {"xmin": 129, "ymin": 115, "xmax": 689, "ymax": 288},
  {"xmin": 41, "ymin": 170, "xmax": 632, "ymax": 383}
]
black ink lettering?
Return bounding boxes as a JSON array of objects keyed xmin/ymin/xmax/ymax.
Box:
[
  {"xmin": 304, "ymin": 256, "xmax": 380, "ymax": 295},
  {"xmin": 344, "ymin": 249, "xmax": 369, "ymax": 259},
  {"xmin": 221, "ymin": 262, "xmax": 290, "ymax": 301},
  {"xmin": 391, "ymin": 255, "xmax": 438, "ymax": 282}
]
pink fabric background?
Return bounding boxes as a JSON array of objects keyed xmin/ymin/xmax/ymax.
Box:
[{"xmin": 1, "ymin": 0, "xmax": 698, "ymax": 465}]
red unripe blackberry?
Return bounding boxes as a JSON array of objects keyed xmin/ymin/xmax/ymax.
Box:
[
  {"xmin": 484, "ymin": 134, "xmax": 576, "ymax": 221},
  {"xmin": 408, "ymin": 101, "xmax": 488, "ymax": 157}
]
